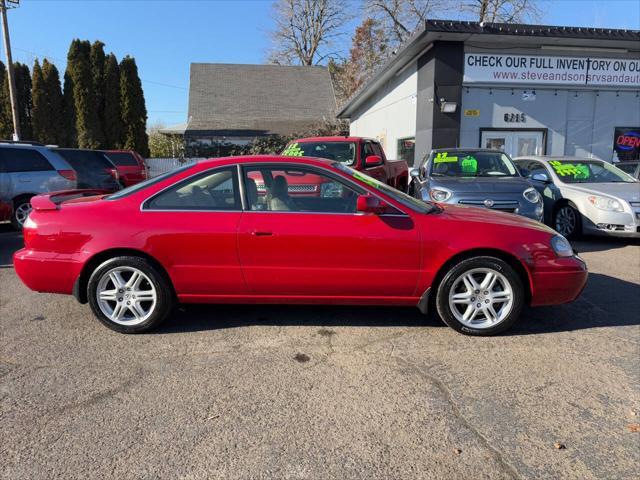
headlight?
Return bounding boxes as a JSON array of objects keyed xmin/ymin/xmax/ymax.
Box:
[
  {"xmin": 587, "ymin": 195, "xmax": 623, "ymax": 212},
  {"xmin": 551, "ymin": 235, "xmax": 574, "ymax": 257},
  {"xmin": 523, "ymin": 187, "xmax": 541, "ymax": 204},
  {"xmin": 429, "ymin": 188, "xmax": 452, "ymax": 202}
]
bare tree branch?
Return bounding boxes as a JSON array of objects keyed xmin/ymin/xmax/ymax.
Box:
[{"xmin": 269, "ymin": 0, "xmax": 352, "ymax": 66}]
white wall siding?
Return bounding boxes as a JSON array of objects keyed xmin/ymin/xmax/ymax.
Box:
[{"xmin": 349, "ymin": 64, "xmax": 418, "ymax": 161}]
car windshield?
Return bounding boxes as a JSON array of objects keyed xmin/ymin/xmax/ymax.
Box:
[
  {"xmin": 106, "ymin": 164, "xmax": 192, "ymax": 199},
  {"xmin": 547, "ymin": 160, "xmax": 638, "ymax": 184},
  {"xmin": 333, "ymin": 163, "xmax": 436, "ymax": 214},
  {"xmin": 428, "ymin": 151, "xmax": 519, "ymax": 177},
  {"xmin": 283, "ymin": 141, "xmax": 356, "ymax": 165}
]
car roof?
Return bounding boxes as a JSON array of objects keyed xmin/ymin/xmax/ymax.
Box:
[
  {"xmin": 292, "ymin": 136, "xmax": 373, "ymax": 143},
  {"xmin": 430, "ymin": 148, "xmax": 504, "ymax": 154},
  {"xmin": 513, "ymin": 155, "xmax": 605, "ymax": 162},
  {"xmin": 196, "ymin": 155, "xmax": 336, "ymax": 169}
]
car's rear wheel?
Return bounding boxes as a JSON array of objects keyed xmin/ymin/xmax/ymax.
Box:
[
  {"xmin": 554, "ymin": 204, "xmax": 582, "ymax": 239},
  {"xmin": 87, "ymin": 256, "xmax": 173, "ymax": 333},
  {"xmin": 436, "ymin": 256, "xmax": 524, "ymax": 336},
  {"xmin": 11, "ymin": 196, "xmax": 33, "ymax": 230}
]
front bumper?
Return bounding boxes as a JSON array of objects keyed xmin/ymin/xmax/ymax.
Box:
[
  {"xmin": 581, "ymin": 208, "xmax": 640, "ymax": 238},
  {"xmin": 529, "ymin": 255, "xmax": 588, "ymax": 306}
]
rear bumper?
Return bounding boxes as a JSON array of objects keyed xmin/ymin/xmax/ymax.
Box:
[
  {"xmin": 530, "ymin": 255, "xmax": 588, "ymax": 306},
  {"xmin": 13, "ymin": 248, "xmax": 83, "ymax": 295}
]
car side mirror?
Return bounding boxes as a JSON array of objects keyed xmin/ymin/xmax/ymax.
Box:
[
  {"xmin": 365, "ymin": 155, "xmax": 383, "ymax": 167},
  {"xmin": 531, "ymin": 172, "xmax": 550, "ymax": 183},
  {"xmin": 356, "ymin": 194, "xmax": 387, "ymax": 214},
  {"xmin": 410, "ymin": 168, "xmax": 421, "ymax": 178}
]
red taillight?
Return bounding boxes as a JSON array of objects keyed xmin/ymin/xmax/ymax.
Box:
[{"xmin": 58, "ymin": 169, "xmax": 77, "ymax": 181}]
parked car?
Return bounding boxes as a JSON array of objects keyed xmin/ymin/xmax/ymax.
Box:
[
  {"xmin": 514, "ymin": 156, "xmax": 640, "ymax": 239},
  {"xmin": 615, "ymin": 161, "xmax": 640, "ymax": 180},
  {"xmin": 410, "ymin": 148, "xmax": 543, "ymax": 222},
  {"xmin": 101, "ymin": 150, "xmax": 148, "ymax": 186},
  {"xmin": 54, "ymin": 148, "xmax": 122, "ymax": 191},
  {"xmin": 14, "ymin": 155, "xmax": 587, "ymax": 336},
  {"xmin": 283, "ymin": 136, "xmax": 409, "ymax": 192},
  {"xmin": 0, "ymin": 141, "xmax": 77, "ymax": 229}
]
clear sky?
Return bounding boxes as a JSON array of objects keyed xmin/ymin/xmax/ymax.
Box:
[{"xmin": 4, "ymin": 0, "xmax": 639, "ymax": 127}]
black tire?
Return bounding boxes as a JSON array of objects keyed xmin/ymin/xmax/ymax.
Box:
[
  {"xmin": 553, "ymin": 203, "xmax": 582, "ymax": 240},
  {"xmin": 11, "ymin": 196, "xmax": 33, "ymax": 230},
  {"xmin": 435, "ymin": 256, "xmax": 525, "ymax": 336},
  {"xmin": 87, "ymin": 256, "xmax": 174, "ymax": 333}
]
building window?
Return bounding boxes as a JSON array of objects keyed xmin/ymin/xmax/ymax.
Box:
[{"xmin": 398, "ymin": 138, "xmax": 415, "ymax": 165}]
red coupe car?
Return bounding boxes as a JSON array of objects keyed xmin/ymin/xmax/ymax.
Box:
[{"xmin": 13, "ymin": 156, "xmax": 588, "ymax": 335}]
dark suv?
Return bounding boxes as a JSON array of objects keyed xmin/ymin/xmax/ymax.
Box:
[{"xmin": 54, "ymin": 148, "xmax": 122, "ymax": 191}]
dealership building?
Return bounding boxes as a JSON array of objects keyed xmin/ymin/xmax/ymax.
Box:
[{"xmin": 337, "ymin": 20, "xmax": 640, "ymax": 166}]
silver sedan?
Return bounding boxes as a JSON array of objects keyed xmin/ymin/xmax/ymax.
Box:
[{"xmin": 514, "ymin": 156, "xmax": 640, "ymax": 239}]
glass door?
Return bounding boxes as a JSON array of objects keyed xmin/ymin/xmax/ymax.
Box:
[{"xmin": 481, "ymin": 130, "xmax": 545, "ymax": 157}]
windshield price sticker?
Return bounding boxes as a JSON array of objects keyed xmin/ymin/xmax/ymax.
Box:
[
  {"xmin": 434, "ymin": 152, "xmax": 458, "ymax": 164},
  {"xmin": 461, "ymin": 156, "xmax": 478, "ymax": 174},
  {"xmin": 282, "ymin": 143, "xmax": 304, "ymax": 156},
  {"xmin": 549, "ymin": 161, "xmax": 590, "ymax": 179}
]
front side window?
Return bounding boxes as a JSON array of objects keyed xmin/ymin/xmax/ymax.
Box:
[
  {"xmin": 0, "ymin": 148, "xmax": 53, "ymax": 172},
  {"xmin": 429, "ymin": 150, "xmax": 519, "ymax": 177},
  {"xmin": 243, "ymin": 165, "xmax": 362, "ymax": 214},
  {"xmin": 616, "ymin": 163, "xmax": 638, "ymax": 175},
  {"xmin": 146, "ymin": 167, "xmax": 240, "ymax": 210},
  {"xmin": 361, "ymin": 142, "xmax": 375, "ymax": 161},
  {"xmin": 548, "ymin": 160, "xmax": 637, "ymax": 184}
]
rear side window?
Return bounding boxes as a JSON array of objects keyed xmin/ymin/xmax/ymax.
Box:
[
  {"xmin": 0, "ymin": 148, "xmax": 53, "ymax": 172},
  {"xmin": 145, "ymin": 167, "xmax": 240, "ymax": 211},
  {"xmin": 56, "ymin": 150, "xmax": 114, "ymax": 171},
  {"xmin": 104, "ymin": 152, "xmax": 140, "ymax": 167},
  {"xmin": 617, "ymin": 163, "xmax": 638, "ymax": 175}
]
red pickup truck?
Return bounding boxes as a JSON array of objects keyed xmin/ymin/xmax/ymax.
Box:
[{"xmin": 282, "ymin": 136, "xmax": 409, "ymax": 192}]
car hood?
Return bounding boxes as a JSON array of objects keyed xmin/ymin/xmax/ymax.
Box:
[
  {"xmin": 436, "ymin": 203, "xmax": 555, "ymax": 234},
  {"xmin": 562, "ymin": 182, "xmax": 640, "ymax": 201},
  {"xmin": 430, "ymin": 176, "xmax": 531, "ymax": 194}
]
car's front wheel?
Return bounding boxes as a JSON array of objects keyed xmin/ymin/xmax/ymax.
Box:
[
  {"xmin": 436, "ymin": 256, "xmax": 524, "ymax": 336},
  {"xmin": 554, "ymin": 203, "xmax": 582, "ymax": 239},
  {"xmin": 87, "ymin": 256, "xmax": 174, "ymax": 333}
]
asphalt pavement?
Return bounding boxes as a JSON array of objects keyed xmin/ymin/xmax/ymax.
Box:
[{"xmin": 1, "ymin": 229, "xmax": 639, "ymax": 479}]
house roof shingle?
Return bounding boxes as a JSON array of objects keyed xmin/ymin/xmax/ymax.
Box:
[{"xmin": 186, "ymin": 63, "xmax": 337, "ymax": 136}]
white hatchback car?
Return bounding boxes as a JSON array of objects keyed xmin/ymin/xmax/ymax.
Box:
[{"xmin": 514, "ymin": 156, "xmax": 640, "ymax": 239}]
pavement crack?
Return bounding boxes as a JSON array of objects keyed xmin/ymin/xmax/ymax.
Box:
[{"xmin": 393, "ymin": 355, "xmax": 522, "ymax": 480}]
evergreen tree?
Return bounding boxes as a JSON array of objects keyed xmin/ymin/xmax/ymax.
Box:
[
  {"xmin": 103, "ymin": 53, "xmax": 124, "ymax": 148},
  {"xmin": 65, "ymin": 39, "xmax": 104, "ymax": 148},
  {"xmin": 32, "ymin": 59, "xmax": 64, "ymax": 145},
  {"xmin": 62, "ymin": 70, "xmax": 77, "ymax": 147},
  {"xmin": 0, "ymin": 62, "xmax": 12, "ymax": 139},
  {"xmin": 42, "ymin": 59, "xmax": 64, "ymax": 145},
  {"xmin": 120, "ymin": 56, "xmax": 149, "ymax": 156},
  {"xmin": 31, "ymin": 59, "xmax": 48, "ymax": 143},
  {"xmin": 90, "ymin": 40, "xmax": 106, "ymax": 147},
  {"xmin": 13, "ymin": 62, "xmax": 33, "ymax": 140}
]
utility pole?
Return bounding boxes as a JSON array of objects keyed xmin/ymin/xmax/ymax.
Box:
[{"xmin": 0, "ymin": 0, "xmax": 20, "ymax": 140}]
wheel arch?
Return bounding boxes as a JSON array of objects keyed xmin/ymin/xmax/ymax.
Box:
[
  {"xmin": 428, "ymin": 248, "xmax": 533, "ymax": 310},
  {"xmin": 12, "ymin": 193, "xmax": 38, "ymax": 204},
  {"xmin": 74, "ymin": 248, "xmax": 175, "ymax": 304}
]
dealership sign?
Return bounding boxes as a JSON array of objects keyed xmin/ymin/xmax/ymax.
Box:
[{"xmin": 464, "ymin": 54, "xmax": 640, "ymax": 87}]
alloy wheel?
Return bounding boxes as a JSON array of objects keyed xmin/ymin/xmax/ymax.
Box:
[
  {"xmin": 448, "ymin": 268, "xmax": 514, "ymax": 329},
  {"xmin": 96, "ymin": 266, "xmax": 157, "ymax": 326},
  {"xmin": 14, "ymin": 202, "xmax": 32, "ymax": 227},
  {"xmin": 555, "ymin": 206, "xmax": 576, "ymax": 236}
]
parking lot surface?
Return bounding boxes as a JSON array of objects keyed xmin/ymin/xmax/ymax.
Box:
[{"xmin": 1, "ymin": 227, "xmax": 639, "ymax": 479}]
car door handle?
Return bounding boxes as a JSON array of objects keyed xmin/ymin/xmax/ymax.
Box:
[{"xmin": 251, "ymin": 231, "xmax": 273, "ymax": 237}]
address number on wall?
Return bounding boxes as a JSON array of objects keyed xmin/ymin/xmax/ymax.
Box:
[{"xmin": 504, "ymin": 113, "xmax": 526, "ymax": 123}]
